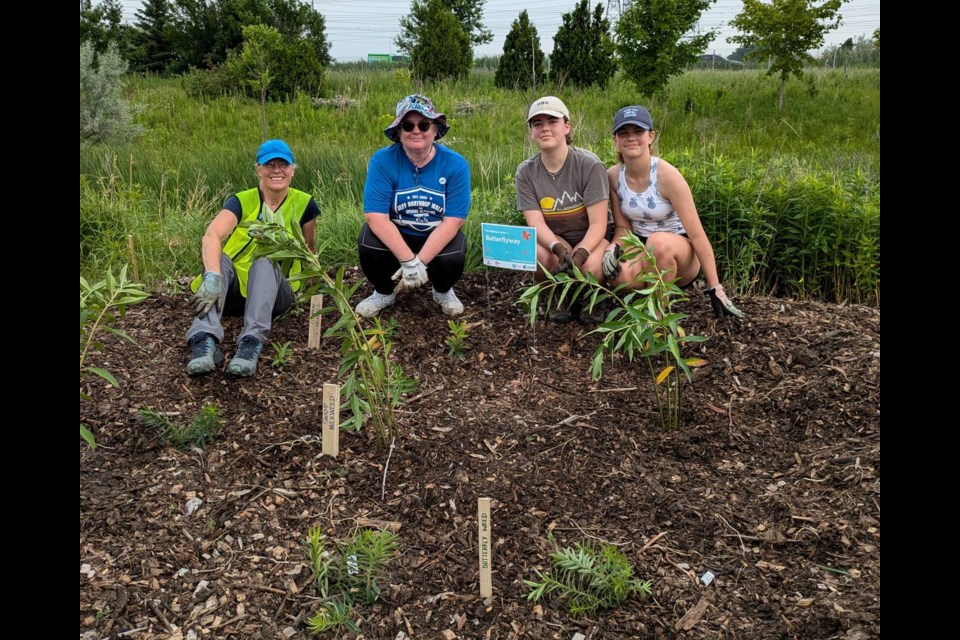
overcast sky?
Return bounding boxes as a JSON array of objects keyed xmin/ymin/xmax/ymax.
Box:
[{"xmin": 117, "ymin": 0, "xmax": 880, "ymax": 62}]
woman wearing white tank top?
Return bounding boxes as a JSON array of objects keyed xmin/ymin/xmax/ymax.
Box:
[{"xmin": 601, "ymin": 106, "xmax": 744, "ymax": 319}]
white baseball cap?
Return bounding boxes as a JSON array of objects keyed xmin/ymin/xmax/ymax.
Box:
[{"xmin": 527, "ymin": 96, "xmax": 570, "ymax": 122}]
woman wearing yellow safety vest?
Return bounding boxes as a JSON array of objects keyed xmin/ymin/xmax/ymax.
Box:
[{"xmin": 186, "ymin": 139, "xmax": 319, "ymax": 377}]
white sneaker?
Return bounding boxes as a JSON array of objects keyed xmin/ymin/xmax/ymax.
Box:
[
  {"xmin": 432, "ymin": 287, "xmax": 464, "ymax": 315},
  {"xmin": 355, "ymin": 291, "xmax": 397, "ymax": 318}
]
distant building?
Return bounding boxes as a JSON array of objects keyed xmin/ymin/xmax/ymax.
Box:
[
  {"xmin": 693, "ymin": 54, "xmax": 744, "ymax": 70},
  {"xmin": 367, "ymin": 53, "xmax": 392, "ymax": 63}
]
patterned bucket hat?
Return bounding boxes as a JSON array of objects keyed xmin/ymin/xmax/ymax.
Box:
[{"xmin": 384, "ymin": 94, "xmax": 450, "ymax": 142}]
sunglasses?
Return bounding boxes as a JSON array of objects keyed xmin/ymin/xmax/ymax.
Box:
[
  {"xmin": 401, "ymin": 120, "xmax": 433, "ymax": 133},
  {"xmin": 259, "ymin": 159, "xmax": 292, "ymax": 170}
]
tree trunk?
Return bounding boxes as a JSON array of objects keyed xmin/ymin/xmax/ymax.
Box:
[
  {"xmin": 259, "ymin": 85, "xmax": 268, "ymax": 141},
  {"xmin": 778, "ymin": 74, "xmax": 786, "ymax": 110}
]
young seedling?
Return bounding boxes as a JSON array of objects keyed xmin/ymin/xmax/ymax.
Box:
[
  {"xmin": 249, "ymin": 212, "xmax": 417, "ymax": 446},
  {"xmin": 139, "ymin": 405, "xmax": 221, "ymax": 450},
  {"xmin": 520, "ymin": 235, "xmax": 707, "ymax": 429},
  {"xmin": 524, "ymin": 539, "xmax": 652, "ymax": 617},
  {"xmin": 80, "ymin": 266, "xmax": 149, "ymax": 447},
  {"xmin": 270, "ymin": 340, "xmax": 293, "ymax": 368},
  {"xmin": 444, "ymin": 319, "xmax": 471, "ymax": 358},
  {"xmin": 304, "ymin": 526, "xmax": 399, "ymax": 633}
]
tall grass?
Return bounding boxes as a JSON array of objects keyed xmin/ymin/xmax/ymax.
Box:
[{"xmin": 80, "ymin": 67, "xmax": 880, "ymax": 302}]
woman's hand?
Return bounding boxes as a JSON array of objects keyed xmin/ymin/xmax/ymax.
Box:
[
  {"xmin": 392, "ymin": 255, "xmax": 429, "ymax": 291},
  {"xmin": 705, "ymin": 284, "xmax": 745, "ymax": 319}
]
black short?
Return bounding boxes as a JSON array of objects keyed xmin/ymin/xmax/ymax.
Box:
[
  {"xmin": 638, "ymin": 232, "xmax": 688, "ymax": 244},
  {"xmin": 638, "ymin": 233, "xmax": 694, "ymax": 289}
]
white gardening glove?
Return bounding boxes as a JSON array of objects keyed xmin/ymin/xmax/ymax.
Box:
[{"xmin": 392, "ymin": 255, "xmax": 429, "ymax": 292}]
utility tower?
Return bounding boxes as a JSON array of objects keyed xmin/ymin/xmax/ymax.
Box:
[{"xmin": 605, "ymin": 0, "xmax": 633, "ymax": 24}]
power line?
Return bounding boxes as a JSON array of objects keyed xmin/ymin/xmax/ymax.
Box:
[{"xmin": 109, "ymin": 0, "xmax": 880, "ymax": 61}]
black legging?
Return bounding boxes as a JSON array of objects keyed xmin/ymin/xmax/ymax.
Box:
[{"xmin": 357, "ymin": 222, "xmax": 467, "ymax": 294}]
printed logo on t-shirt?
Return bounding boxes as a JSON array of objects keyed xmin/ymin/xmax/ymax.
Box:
[
  {"xmin": 539, "ymin": 190, "xmax": 585, "ymax": 216},
  {"xmin": 394, "ymin": 186, "xmax": 446, "ymax": 233}
]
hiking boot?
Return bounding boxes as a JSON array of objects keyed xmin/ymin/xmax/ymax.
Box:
[
  {"xmin": 547, "ymin": 302, "xmax": 574, "ymax": 323},
  {"xmin": 577, "ymin": 301, "xmax": 605, "ymax": 325},
  {"xmin": 227, "ymin": 336, "xmax": 263, "ymax": 377},
  {"xmin": 355, "ymin": 291, "xmax": 397, "ymax": 318},
  {"xmin": 187, "ymin": 332, "xmax": 224, "ymax": 376},
  {"xmin": 432, "ymin": 287, "xmax": 464, "ymax": 316}
]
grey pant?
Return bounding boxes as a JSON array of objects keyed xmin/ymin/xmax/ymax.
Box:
[{"xmin": 186, "ymin": 255, "xmax": 294, "ymax": 346}]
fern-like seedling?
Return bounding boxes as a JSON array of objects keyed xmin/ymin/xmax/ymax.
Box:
[
  {"xmin": 304, "ymin": 527, "xmax": 399, "ymax": 634},
  {"xmin": 307, "ymin": 601, "xmax": 359, "ymax": 634},
  {"xmin": 524, "ymin": 541, "xmax": 652, "ymax": 617},
  {"xmin": 140, "ymin": 405, "xmax": 220, "ymax": 449}
]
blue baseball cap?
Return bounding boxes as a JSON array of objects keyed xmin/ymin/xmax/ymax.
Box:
[
  {"xmin": 613, "ymin": 106, "xmax": 654, "ymax": 133},
  {"xmin": 256, "ymin": 139, "xmax": 294, "ymax": 165}
]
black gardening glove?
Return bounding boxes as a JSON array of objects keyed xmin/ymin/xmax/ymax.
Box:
[
  {"xmin": 550, "ymin": 242, "xmax": 573, "ymax": 274},
  {"xmin": 570, "ymin": 247, "xmax": 590, "ymax": 273},
  {"xmin": 705, "ymin": 284, "xmax": 745, "ymax": 319}
]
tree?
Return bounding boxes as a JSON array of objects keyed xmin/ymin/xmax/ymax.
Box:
[
  {"xmin": 80, "ymin": 0, "xmax": 133, "ymax": 58},
  {"xmin": 728, "ymin": 0, "xmax": 847, "ymax": 109},
  {"xmin": 410, "ymin": 0, "xmax": 472, "ymax": 82},
  {"xmin": 615, "ymin": 0, "xmax": 716, "ymax": 99},
  {"xmin": 131, "ymin": 0, "xmax": 176, "ymax": 74},
  {"xmin": 80, "ymin": 42, "xmax": 142, "ymax": 144},
  {"xmin": 168, "ymin": 0, "xmax": 268, "ymax": 71},
  {"xmin": 222, "ymin": 23, "xmax": 325, "ymax": 105},
  {"xmin": 495, "ymin": 10, "xmax": 546, "ymax": 90},
  {"xmin": 165, "ymin": 0, "xmax": 330, "ymax": 74},
  {"xmin": 872, "ymin": 27, "xmax": 879, "ymax": 50},
  {"xmin": 550, "ymin": 1, "xmax": 616, "ymax": 89},
  {"xmin": 727, "ymin": 45, "xmax": 758, "ymax": 62},
  {"xmin": 396, "ymin": 0, "xmax": 492, "ymax": 55},
  {"xmin": 265, "ymin": 0, "xmax": 331, "ymax": 67}
]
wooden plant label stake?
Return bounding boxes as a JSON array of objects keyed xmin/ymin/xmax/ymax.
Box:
[
  {"xmin": 127, "ymin": 235, "xmax": 140, "ymax": 282},
  {"xmin": 308, "ymin": 294, "xmax": 323, "ymax": 349},
  {"xmin": 477, "ymin": 497, "xmax": 492, "ymax": 597},
  {"xmin": 321, "ymin": 383, "xmax": 340, "ymax": 457}
]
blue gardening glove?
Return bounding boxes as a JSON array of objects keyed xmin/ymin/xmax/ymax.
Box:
[
  {"xmin": 602, "ymin": 245, "xmax": 623, "ymax": 279},
  {"xmin": 192, "ymin": 272, "xmax": 223, "ymax": 318},
  {"xmin": 392, "ymin": 255, "xmax": 429, "ymax": 292},
  {"xmin": 706, "ymin": 284, "xmax": 745, "ymax": 319}
]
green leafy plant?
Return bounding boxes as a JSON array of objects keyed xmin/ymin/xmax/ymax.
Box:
[
  {"xmin": 444, "ymin": 319, "xmax": 471, "ymax": 358},
  {"xmin": 524, "ymin": 540, "xmax": 652, "ymax": 617},
  {"xmin": 271, "ymin": 340, "xmax": 293, "ymax": 368},
  {"xmin": 305, "ymin": 527, "xmax": 399, "ymax": 633},
  {"xmin": 80, "ymin": 266, "xmax": 149, "ymax": 447},
  {"xmin": 307, "ymin": 601, "xmax": 359, "ymax": 635},
  {"xmin": 139, "ymin": 405, "xmax": 221, "ymax": 450},
  {"xmin": 520, "ymin": 235, "xmax": 707, "ymax": 430},
  {"xmin": 248, "ymin": 212, "xmax": 417, "ymax": 446}
]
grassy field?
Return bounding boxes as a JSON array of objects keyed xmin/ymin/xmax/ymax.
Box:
[{"xmin": 80, "ymin": 66, "xmax": 880, "ymax": 303}]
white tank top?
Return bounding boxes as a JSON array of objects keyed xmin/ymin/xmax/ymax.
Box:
[{"xmin": 616, "ymin": 159, "xmax": 685, "ymax": 237}]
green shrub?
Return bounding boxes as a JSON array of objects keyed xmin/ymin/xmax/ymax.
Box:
[{"xmin": 80, "ymin": 42, "xmax": 141, "ymax": 144}]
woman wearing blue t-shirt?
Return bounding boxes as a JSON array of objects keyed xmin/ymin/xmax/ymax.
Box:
[
  {"xmin": 355, "ymin": 94, "xmax": 471, "ymax": 317},
  {"xmin": 602, "ymin": 106, "xmax": 744, "ymax": 319}
]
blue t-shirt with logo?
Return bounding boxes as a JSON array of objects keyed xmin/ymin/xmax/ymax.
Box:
[{"xmin": 363, "ymin": 144, "xmax": 471, "ymax": 237}]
